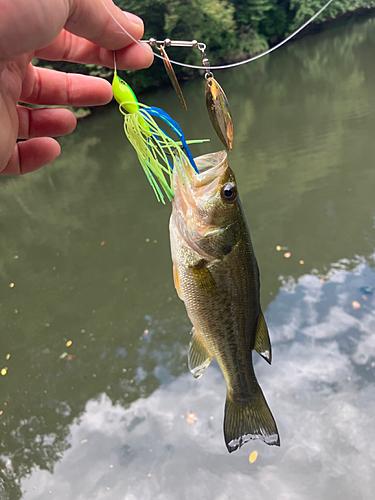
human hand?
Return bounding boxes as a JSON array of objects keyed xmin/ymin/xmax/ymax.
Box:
[{"xmin": 0, "ymin": 0, "xmax": 154, "ymax": 175}]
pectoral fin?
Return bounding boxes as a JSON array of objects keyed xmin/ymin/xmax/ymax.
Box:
[
  {"xmin": 188, "ymin": 327, "xmax": 213, "ymax": 379},
  {"xmin": 253, "ymin": 310, "xmax": 272, "ymax": 364},
  {"xmin": 189, "ymin": 260, "xmax": 217, "ymax": 296},
  {"xmin": 173, "ymin": 263, "xmax": 183, "ymax": 300}
]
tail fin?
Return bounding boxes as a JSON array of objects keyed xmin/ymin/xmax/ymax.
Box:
[{"xmin": 224, "ymin": 387, "xmax": 280, "ymax": 452}]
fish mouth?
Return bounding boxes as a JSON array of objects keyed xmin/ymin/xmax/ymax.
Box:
[
  {"xmin": 173, "ymin": 150, "xmax": 228, "ymax": 199},
  {"xmin": 194, "ymin": 150, "xmax": 228, "ymax": 174},
  {"xmin": 171, "ymin": 150, "xmax": 230, "ymax": 252},
  {"xmin": 172, "ymin": 150, "xmax": 229, "ymax": 214},
  {"xmin": 192, "ymin": 150, "xmax": 228, "ymax": 187}
]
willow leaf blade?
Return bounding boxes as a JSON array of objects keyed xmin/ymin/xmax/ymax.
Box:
[
  {"xmin": 160, "ymin": 46, "xmax": 187, "ymax": 110},
  {"xmin": 205, "ymin": 77, "xmax": 234, "ymax": 152}
]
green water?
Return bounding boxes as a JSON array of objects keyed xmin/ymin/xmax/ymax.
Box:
[{"xmin": 1, "ymin": 14, "xmax": 375, "ymax": 500}]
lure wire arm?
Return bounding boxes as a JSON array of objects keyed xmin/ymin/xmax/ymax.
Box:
[
  {"xmin": 143, "ymin": 38, "xmax": 230, "ymax": 150},
  {"xmin": 145, "ymin": 38, "xmax": 201, "ymax": 49},
  {"xmin": 145, "ymin": 38, "xmax": 214, "ymax": 79}
]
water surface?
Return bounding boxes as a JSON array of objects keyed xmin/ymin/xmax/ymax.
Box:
[{"xmin": 1, "ymin": 14, "xmax": 375, "ymax": 500}]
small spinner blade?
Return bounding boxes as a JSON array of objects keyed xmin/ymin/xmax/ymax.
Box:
[
  {"xmin": 205, "ymin": 77, "xmax": 233, "ymax": 151},
  {"xmin": 161, "ymin": 46, "xmax": 187, "ymax": 110}
]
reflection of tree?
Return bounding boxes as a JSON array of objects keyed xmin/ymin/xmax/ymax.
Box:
[{"xmin": 1, "ymin": 418, "xmax": 71, "ymax": 499}]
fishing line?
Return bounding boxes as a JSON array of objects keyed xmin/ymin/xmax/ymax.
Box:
[
  {"xmin": 109, "ymin": 0, "xmax": 337, "ymax": 202},
  {"xmin": 104, "ymin": 0, "xmax": 336, "ymax": 70}
]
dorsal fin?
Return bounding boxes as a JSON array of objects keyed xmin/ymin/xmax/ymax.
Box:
[{"xmin": 253, "ymin": 310, "xmax": 272, "ymax": 364}]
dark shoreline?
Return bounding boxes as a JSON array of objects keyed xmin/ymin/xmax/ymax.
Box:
[
  {"xmin": 291, "ymin": 5, "xmax": 375, "ymax": 39},
  {"xmin": 85, "ymin": 6, "xmax": 375, "ymax": 120}
]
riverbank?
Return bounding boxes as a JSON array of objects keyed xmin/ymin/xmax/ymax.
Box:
[
  {"xmin": 292, "ymin": 4, "xmax": 375, "ymax": 39},
  {"xmin": 55, "ymin": 5, "xmax": 375, "ymax": 120}
]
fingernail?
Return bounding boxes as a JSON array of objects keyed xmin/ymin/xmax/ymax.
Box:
[{"xmin": 123, "ymin": 11, "xmax": 144, "ymax": 28}]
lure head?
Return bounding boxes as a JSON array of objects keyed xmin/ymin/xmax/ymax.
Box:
[{"xmin": 112, "ymin": 72, "xmax": 139, "ymax": 114}]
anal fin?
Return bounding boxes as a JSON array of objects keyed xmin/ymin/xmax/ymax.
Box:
[
  {"xmin": 253, "ymin": 310, "xmax": 272, "ymax": 364},
  {"xmin": 188, "ymin": 327, "xmax": 213, "ymax": 379}
]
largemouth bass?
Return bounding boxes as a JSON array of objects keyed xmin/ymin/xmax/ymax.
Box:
[{"xmin": 169, "ymin": 151, "xmax": 280, "ymax": 452}]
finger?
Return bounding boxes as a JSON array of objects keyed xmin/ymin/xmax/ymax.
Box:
[
  {"xmin": 17, "ymin": 106, "xmax": 77, "ymax": 139},
  {"xmin": 1, "ymin": 138, "xmax": 61, "ymax": 175},
  {"xmin": 20, "ymin": 65, "xmax": 114, "ymax": 106},
  {"xmin": 65, "ymin": 1, "xmax": 145, "ymax": 49},
  {"xmin": 0, "ymin": 0, "xmax": 146, "ymax": 63},
  {"xmin": 0, "ymin": 0, "xmax": 67, "ymax": 62},
  {"xmin": 35, "ymin": 30, "xmax": 153, "ymax": 70}
]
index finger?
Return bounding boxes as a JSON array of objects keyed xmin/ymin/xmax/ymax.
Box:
[
  {"xmin": 65, "ymin": 0, "xmax": 144, "ymax": 50},
  {"xmin": 35, "ymin": 30, "xmax": 154, "ymax": 70},
  {"xmin": 0, "ymin": 0, "xmax": 146, "ymax": 62}
]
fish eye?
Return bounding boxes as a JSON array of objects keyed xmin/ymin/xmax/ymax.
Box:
[{"xmin": 221, "ymin": 182, "xmax": 237, "ymax": 203}]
